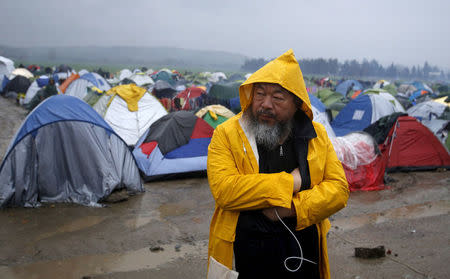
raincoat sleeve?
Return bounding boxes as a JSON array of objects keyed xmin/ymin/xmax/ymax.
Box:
[
  {"xmin": 292, "ymin": 126, "xmax": 349, "ymax": 230},
  {"xmin": 207, "ymin": 124, "xmax": 294, "ymax": 211}
]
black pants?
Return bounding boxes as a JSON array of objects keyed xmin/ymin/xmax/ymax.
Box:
[{"xmin": 233, "ymin": 225, "xmax": 320, "ymax": 279}]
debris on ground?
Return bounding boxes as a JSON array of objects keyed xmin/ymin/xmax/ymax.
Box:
[{"xmin": 354, "ymin": 245, "xmax": 386, "ymax": 259}]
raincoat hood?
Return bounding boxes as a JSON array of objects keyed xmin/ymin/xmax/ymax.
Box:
[{"xmin": 239, "ymin": 49, "xmax": 313, "ymax": 120}]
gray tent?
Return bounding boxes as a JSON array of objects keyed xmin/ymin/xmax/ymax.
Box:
[{"xmin": 0, "ymin": 95, "xmax": 143, "ymax": 208}]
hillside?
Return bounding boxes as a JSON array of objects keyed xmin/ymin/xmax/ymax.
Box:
[{"xmin": 0, "ymin": 45, "xmax": 248, "ymax": 71}]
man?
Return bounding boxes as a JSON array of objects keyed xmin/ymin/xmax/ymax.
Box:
[{"xmin": 207, "ymin": 49, "xmax": 349, "ymax": 278}]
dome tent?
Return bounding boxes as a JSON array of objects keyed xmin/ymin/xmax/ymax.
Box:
[
  {"xmin": 93, "ymin": 84, "xmax": 168, "ymax": 146},
  {"xmin": 133, "ymin": 111, "xmax": 214, "ymax": 181},
  {"xmin": 331, "ymin": 92, "xmax": 405, "ymax": 136},
  {"xmin": 0, "ymin": 95, "xmax": 143, "ymax": 208}
]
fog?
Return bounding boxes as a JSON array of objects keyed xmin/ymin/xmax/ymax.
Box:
[{"xmin": 1, "ymin": 0, "xmax": 449, "ymax": 68}]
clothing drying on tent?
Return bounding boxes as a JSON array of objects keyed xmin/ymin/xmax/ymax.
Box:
[
  {"xmin": 195, "ymin": 104, "xmax": 235, "ymax": 129},
  {"xmin": 133, "ymin": 111, "xmax": 214, "ymax": 181},
  {"xmin": 93, "ymin": 84, "xmax": 168, "ymax": 146},
  {"xmin": 331, "ymin": 92, "xmax": 405, "ymax": 136},
  {"xmin": 0, "ymin": 95, "xmax": 143, "ymax": 208},
  {"xmin": 331, "ymin": 132, "xmax": 387, "ymax": 191},
  {"xmin": 365, "ymin": 115, "xmax": 450, "ymax": 172}
]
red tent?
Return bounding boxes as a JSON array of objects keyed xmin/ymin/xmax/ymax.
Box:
[{"xmin": 382, "ymin": 116, "xmax": 450, "ymax": 171}]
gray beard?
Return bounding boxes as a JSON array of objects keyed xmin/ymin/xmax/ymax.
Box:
[{"xmin": 244, "ymin": 109, "xmax": 293, "ymax": 150}]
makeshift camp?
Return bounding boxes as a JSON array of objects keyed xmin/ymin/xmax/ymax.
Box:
[
  {"xmin": 93, "ymin": 84, "xmax": 168, "ymax": 146},
  {"xmin": 133, "ymin": 111, "xmax": 214, "ymax": 181},
  {"xmin": 0, "ymin": 95, "xmax": 143, "ymax": 208},
  {"xmin": 331, "ymin": 92, "xmax": 405, "ymax": 136},
  {"xmin": 331, "ymin": 132, "xmax": 387, "ymax": 191},
  {"xmin": 195, "ymin": 104, "xmax": 235, "ymax": 128},
  {"xmin": 365, "ymin": 114, "xmax": 450, "ymax": 172},
  {"xmin": 309, "ymin": 93, "xmax": 335, "ymax": 137}
]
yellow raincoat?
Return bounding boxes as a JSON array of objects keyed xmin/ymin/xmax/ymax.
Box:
[{"xmin": 207, "ymin": 49, "xmax": 349, "ymax": 278}]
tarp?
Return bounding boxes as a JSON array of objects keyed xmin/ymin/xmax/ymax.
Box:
[
  {"xmin": 331, "ymin": 132, "xmax": 387, "ymax": 191},
  {"xmin": 0, "ymin": 95, "xmax": 143, "ymax": 208}
]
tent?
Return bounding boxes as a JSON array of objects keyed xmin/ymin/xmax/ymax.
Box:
[
  {"xmin": 309, "ymin": 93, "xmax": 335, "ymax": 137},
  {"xmin": 59, "ymin": 73, "xmax": 80, "ymax": 93},
  {"xmin": 93, "ymin": 84, "xmax": 168, "ymax": 146},
  {"xmin": 208, "ymin": 72, "xmax": 227, "ymax": 83},
  {"xmin": 119, "ymin": 69, "xmax": 133, "ymax": 81},
  {"xmin": 0, "ymin": 56, "xmax": 15, "ymax": 76},
  {"xmin": 335, "ymin": 80, "xmax": 363, "ymax": 96},
  {"xmin": 407, "ymin": 97, "xmax": 450, "ymax": 121},
  {"xmin": 174, "ymin": 86, "xmax": 207, "ymax": 111},
  {"xmin": 11, "ymin": 68, "xmax": 34, "ymax": 79},
  {"xmin": 22, "ymin": 75, "xmax": 50, "ymax": 105},
  {"xmin": 0, "ymin": 95, "xmax": 143, "ymax": 208},
  {"xmin": 133, "ymin": 111, "xmax": 214, "ymax": 181},
  {"xmin": 195, "ymin": 104, "xmax": 235, "ymax": 128},
  {"xmin": 365, "ymin": 115, "xmax": 450, "ymax": 172},
  {"xmin": 65, "ymin": 73, "xmax": 111, "ymax": 103},
  {"xmin": 128, "ymin": 73, "xmax": 154, "ymax": 87},
  {"xmin": 152, "ymin": 80, "xmax": 177, "ymax": 99},
  {"xmin": 1, "ymin": 75, "xmax": 31, "ymax": 96},
  {"xmin": 331, "ymin": 92, "xmax": 405, "ymax": 136}
]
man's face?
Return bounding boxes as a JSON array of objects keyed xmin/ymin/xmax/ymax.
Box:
[{"xmin": 251, "ymin": 83, "xmax": 298, "ymax": 126}]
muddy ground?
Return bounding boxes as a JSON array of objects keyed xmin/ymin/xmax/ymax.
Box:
[{"xmin": 0, "ymin": 96, "xmax": 449, "ymax": 279}]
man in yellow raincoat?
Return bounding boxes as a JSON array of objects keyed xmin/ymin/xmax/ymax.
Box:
[{"xmin": 207, "ymin": 49, "xmax": 349, "ymax": 278}]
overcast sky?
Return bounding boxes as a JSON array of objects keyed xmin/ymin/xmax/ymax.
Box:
[{"xmin": 2, "ymin": 0, "xmax": 449, "ymax": 69}]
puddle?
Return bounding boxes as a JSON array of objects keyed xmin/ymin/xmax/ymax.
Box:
[
  {"xmin": 125, "ymin": 211, "xmax": 161, "ymax": 229},
  {"xmin": 332, "ymin": 200, "xmax": 450, "ymax": 231},
  {"xmin": 34, "ymin": 216, "xmax": 107, "ymax": 241},
  {"xmin": 159, "ymin": 200, "xmax": 196, "ymax": 218},
  {"xmin": 0, "ymin": 240, "xmax": 208, "ymax": 279}
]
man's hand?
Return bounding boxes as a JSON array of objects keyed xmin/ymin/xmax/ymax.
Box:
[
  {"xmin": 262, "ymin": 202, "xmax": 296, "ymax": 221},
  {"xmin": 291, "ymin": 168, "xmax": 302, "ymax": 194}
]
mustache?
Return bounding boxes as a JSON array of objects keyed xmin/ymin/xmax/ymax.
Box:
[{"xmin": 256, "ymin": 110, "xmax": 275, "ymax": 118}]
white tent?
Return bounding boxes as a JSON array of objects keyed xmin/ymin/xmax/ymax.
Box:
[
  {"xmin": 128, "ymin": 74, "xmax": 154, "ymax": 87},
  {"xmin": 93, "ymin": 85, "xmax": 168, "ymax": 146},
  {"xmin": 0, "ymin": 56, "xmax": 15, "ymax": 76}
]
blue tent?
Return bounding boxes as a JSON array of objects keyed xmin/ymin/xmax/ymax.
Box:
[
  {"xmin": 335, "ymin": 80, "xmax": 363, "ymax": 96},
  {"xmin": 0, "ymin": 95, "xmax": 143, "ymax": 207},
  {"xmin": 331, "ymin": 93, "xmax": 405, "ymax": 136}
]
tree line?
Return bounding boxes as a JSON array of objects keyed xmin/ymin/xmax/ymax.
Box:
[{"xmin": 241, "ymin": 57, "xmax": 448, "ymax": 81}]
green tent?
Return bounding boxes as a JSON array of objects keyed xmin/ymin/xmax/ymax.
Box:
[{"xmin": 208, "ymin": 83, "xmax": 240, "ymax": 99}]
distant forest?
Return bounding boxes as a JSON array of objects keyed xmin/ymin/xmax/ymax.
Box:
[{"xmin": 241, "ymin": 58, "xmax": 448, "ymax": 81}]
